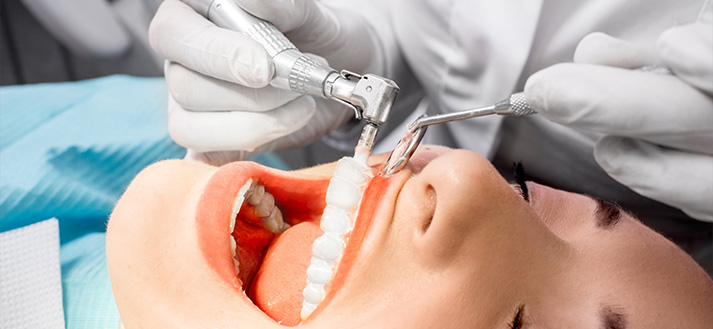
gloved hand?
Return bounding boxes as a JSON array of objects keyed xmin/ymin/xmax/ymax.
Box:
[
  {"xmin": 524, "ymin": 5, "xmax": 713, "ymax": 222},
  {"xmin": 148, "ymin": 0, "xmax": 387, "ymax": 165}
]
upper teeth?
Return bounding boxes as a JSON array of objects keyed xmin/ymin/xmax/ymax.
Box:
[
  {"xmin": 229, "ymin": 179, "xmax": 290, "ymax": 276},
  {"xmin": 301, "ymin": 157, "xmax": 371, "ymax": 319}
]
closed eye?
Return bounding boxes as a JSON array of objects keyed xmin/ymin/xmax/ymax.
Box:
[
  {"xmin": 513, "ymin": 162, "xmax": 529, "ymax": 202},
  {"xmin": 509, "ymin": 304, "xmax": 525, "ymax": 329}
]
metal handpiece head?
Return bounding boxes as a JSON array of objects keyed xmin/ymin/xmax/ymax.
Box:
[
  {"xmin": 329, "ymin": 71, "xmax": 400, "ymax": 155},
  {"xmin": 351, "ymin": 74, "xmax": 400, "ymax": 126},
  {"xmin": 326, "ymin": 70, "xmax": 399, "ymax": 124},
  {"xmin": 382, "ymin": 115, "xmax": 428, "ymax": 175},
  {"xmin": 354, "ymin": 74, "xmax": 399, "ymax": 154}
]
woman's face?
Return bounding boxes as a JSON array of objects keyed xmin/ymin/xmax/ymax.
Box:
[{"xmin": 107, "ymin": 146, "xmax": 713, "ymax": 328}]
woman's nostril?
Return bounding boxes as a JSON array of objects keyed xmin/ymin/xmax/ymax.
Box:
[
  {"xmin": 422, "ymin": 215, "xmax": 434, "ymax": 233},
  {"xmin": 421, "ymin": 185, "xmax": 436, "ymax": 233}
]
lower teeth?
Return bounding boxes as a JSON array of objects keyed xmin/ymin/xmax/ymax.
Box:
[{"xmin": 232, "ymin": 258, "xmax": 240, "ymax": 275}]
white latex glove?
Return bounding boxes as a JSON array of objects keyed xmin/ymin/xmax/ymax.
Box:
[
  {"xmin": 524, "ymin": 5, "xmax": 713, "ymax": 222},
  {"xmin": 148, "ymin": 0, "xmax": 386, "ymax": 165}
]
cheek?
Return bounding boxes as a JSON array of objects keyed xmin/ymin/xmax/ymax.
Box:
[{"xmin": 528, "ymin": 184, "xmax": 598, "ymax": 241}]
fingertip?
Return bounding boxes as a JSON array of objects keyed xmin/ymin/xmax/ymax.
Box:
[
  {"xmin": 523, "ymin": 68, "xmax": 546, "ymax": 108},
  {"xmin": 166, "ymin": 100, "xmax": 192, "ymax": 150},
  {"xmin": 655, "ymin": 25, "xmax": 688, "ymax": 64},
  {"xmin": 164, "ymin": 62, "xmax": 201, "ymax": 111},
  {"xmin": 593, "ymin": 136, "xmax": 621, "ymax": 173},
  {"xmin": 573, "ymin": 32, "xmax": 617, "ymax": 64},
  {"xmin": 230, "ymin": 45, "xmax": 275, "ymax": 88},
  {"xmin": 656, "ymin": 22, "xmax": 713, "ymax": 94},
  {"xmin": 292, "ymin": 94, "xmax": 318, "ymax": 111},
  {"xmin": 524, "ymin": 63, "xmax": 574, "ymax": 122},
  {"xmin": 594, "ymin": 136, "xmax": 642, "ymax": 179},
  {"xmin": 271, "ymin": 95, "xmax": 317, "ymax": 134},
  {"xmin": 149, "ymin": 0, "xmax": 206, "ymax": 58}
]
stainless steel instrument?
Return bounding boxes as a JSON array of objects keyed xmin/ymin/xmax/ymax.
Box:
[
  {"xmin": 382, "ymin": 64, "xmax": 674, "ymax": 175},
  {"xmin": 382, "ymin": 92, "xmax": 535, "ymax": 175}
]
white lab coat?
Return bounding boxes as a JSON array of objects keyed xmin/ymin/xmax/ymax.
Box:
[
  {"xmin": 340, "ymin": 0, "xmax": 712, "ymax": 271},
  {"xmin": 386, "ymin": 0, "xmax": 706, "ymax": 156}
]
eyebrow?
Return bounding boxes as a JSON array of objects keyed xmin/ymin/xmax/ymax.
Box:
[
  {"xmin": 592, "ymin": 197, "xmax": 623, "ymax": 229},
  {"xmin": 600, "ymin": 305, "xmax": 628, "ymax": 329}
]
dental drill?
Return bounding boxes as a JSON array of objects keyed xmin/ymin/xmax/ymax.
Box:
[{"xmin": 180, "ymin": 0, "xmax": 399, "ymax": 164}]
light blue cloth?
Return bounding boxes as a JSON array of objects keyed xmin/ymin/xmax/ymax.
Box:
[{"xmin": 0, "ymin": 75, "xmax": 288, "ymax": 328}]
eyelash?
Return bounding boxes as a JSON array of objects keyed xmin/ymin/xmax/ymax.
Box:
[
  {"xmin": 513, "ymin": 162, "xmax": 529, "ymax": 202},
  {"xmin": 509, "ymin": 304, "xmax": 525, "ymax": 329}
]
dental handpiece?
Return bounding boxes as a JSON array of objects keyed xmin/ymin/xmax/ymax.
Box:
[{"xmin": 180, "ymin": 0, "xmax": 399, "ymax": 157}]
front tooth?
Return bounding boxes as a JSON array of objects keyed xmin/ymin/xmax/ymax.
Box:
[
  {"xmin": 325, "ymin": 177, "xmax": 360, "ymax": 210},
  {"xmin": 230, "ymin": 236, "xmax": 237, "ymax": 257},
  {"xmin": 320, "ymin": 205, "xmax": 351, "ymax": 235},
  {"xmin": 301, "ymin": 302, "xmax": 317, "ymax": 320},
  {"xmin": 334, "ymin": 158, "xmax": 368, "ymax": 185},
  {"xmin": 232, "ymin": 258, "xmax": 240, "ymax": 275},
  {"xmin": 306, "ymin": 258, "xmax": 332, "ymax": 284},
  {"xmin": 302, "ymin": 283, "xmax": 325, "ymax": 305},
  {"xmin": 255, "ymin": 193, "xmax": 275, "ymax": 217},
  {"xmin": 312, "ymin": 234, "xmax": 343, "ymax": 262}
]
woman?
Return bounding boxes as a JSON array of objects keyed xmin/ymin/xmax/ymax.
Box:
[{"xmin": 107, "ymin": 145, "xmax": 713, "ymax": 328}]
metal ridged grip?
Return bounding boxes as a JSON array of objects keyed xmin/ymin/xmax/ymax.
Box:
[
  {"xmin": 244, "ymin": 21, "xmax": 296, "ymax": 57},
  {"xmin": 288, "ymin": 55, "xmax": 322, "ymax": 94},
  {"xmin": 506, "ymin": 92, "xmax": 537, "ymax": 116},
  {"xmin": 187, "ymin": 0, "xmax": 338, "ymax": 98}
]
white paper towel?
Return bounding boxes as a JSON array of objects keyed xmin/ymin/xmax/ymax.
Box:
[{"xmin": 0, "ymin": 218, "xmax": 65, "ymax": 329}]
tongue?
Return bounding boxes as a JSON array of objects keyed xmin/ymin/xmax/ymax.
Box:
[{"xmin": 249, "ymin": 221, "xmax": 322, "ymax": 326}]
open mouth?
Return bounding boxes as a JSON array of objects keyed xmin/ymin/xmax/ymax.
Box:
[{"xmin": 195, "ymin": 160, "xmax": 389, "ymax": 326}]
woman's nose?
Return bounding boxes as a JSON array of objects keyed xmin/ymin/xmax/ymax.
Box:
[{"xmin": 405, "ymin": 148, "xmax": 564, "ymax": 269}]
